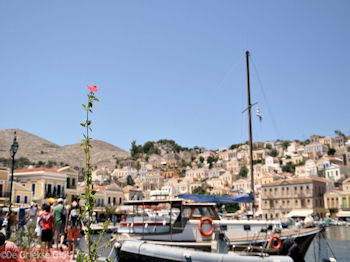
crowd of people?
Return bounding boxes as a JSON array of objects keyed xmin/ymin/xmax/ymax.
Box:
[{"xmin": 0, "ymin": 197, "xmax": 83, "ymax": 260}]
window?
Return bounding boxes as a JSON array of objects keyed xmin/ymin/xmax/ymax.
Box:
[
  {"xmin": 108, "ymin": 197, "xmax": 111, "ymax": 205},
  {"xmin": 98, "ymin": 199, "xmax": 101, "ymax": 206},
  {"xmin": 57, "ymin": 185, "xmax": 61, "ymax": 195},
  {"xmin": 16, "ymin": 195, "xmax": 20, "ymax": 203},
  {"xmin": 102, "ymin": 199, "xmax": 104, "ymax": 206},
  {"xmin": 183, "ymin": 207, "xmax": 191, "ymax": 218},
  {"xmin": 119, "ymin": 197, "xmax": 122, "ymax": 204},
  {"xmin": 47, "ymin": 184, "xmax": 52, "ymax": 194},
  {"xmin": 72, "ymin": 178, "xmax": 76, "ymax": 187},
  {"xmin": 31, "ymin": 183, "xmax": 36, "ymax": 196},
  {"xmin": 24, "ymin": 196, "xmax": 28, "ymax": 204},
  {"xmin": 67, "ymin": 178, "xmax": 70, "ymax": 188},
  {"xmin": 113, "ymin": 197, "xmax": 116, "ymax": 205}
]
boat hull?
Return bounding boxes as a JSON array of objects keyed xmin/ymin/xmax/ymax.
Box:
[
  {"xmin": 121, "ymin": 226, "xmax": 320, "ymax": 258},
  {"xmin": 116, "ymin": 240, "xmax": 294, "ymax": 262}
]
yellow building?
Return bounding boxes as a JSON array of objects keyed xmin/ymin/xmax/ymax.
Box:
[
  {"xmin": 0, "ymin": 167, "xmax": 32, "ymax": 207},
  {"xmin": 0, "ymin": 168, "xmax": 10, "ymax": 204},
  {"xmin": 341, "ymin": 178, "xmax": 350, "ymax": 210},
  {"xmin": 13, "ymin": 182, "xmax": 33, "ymax": 206},
  {"xmin": 14, "ymin": 166, "xmax": 78, "ymax": 202}
]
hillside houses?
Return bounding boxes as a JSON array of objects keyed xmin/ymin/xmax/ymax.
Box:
[{"xmin": 1, "ymin": 132, "xmax": 348, "ymax": 221}]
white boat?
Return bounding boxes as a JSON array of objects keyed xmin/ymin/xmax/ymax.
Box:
[{"xmin": 118, "ymin": 199, "xmax": 320, "ymax": 259}]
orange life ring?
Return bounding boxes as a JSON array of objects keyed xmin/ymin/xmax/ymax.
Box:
[
  {"xmin": 198, "ymin": 217, "xmax": 214, "ymax": 237},
  {"xmin": 269, "ymin": 234, "xmax": 282, "ymax": 250}
]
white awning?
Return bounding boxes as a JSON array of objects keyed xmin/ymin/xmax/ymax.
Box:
[
  {"xmin": 336, "ymin": 210, "xmax": 350, "ymax": 217},
  {"xmin": 287, "ymin": 209, "xmax": 313, "ymax": 218},
  {"xmin": 1, "ymin": 207, "xmax": 20, "ymax": 212}
]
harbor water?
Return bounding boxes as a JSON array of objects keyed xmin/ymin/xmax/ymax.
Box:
[
  {"xmin": 305, "ymin": 225, "xmax": 350, "ymax": 262},
  {"xmin": 78, "ymin": 226, "xmax": 350, "ymax": 261}
]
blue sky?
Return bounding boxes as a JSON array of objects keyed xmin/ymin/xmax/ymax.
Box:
[{"xmin": 1, "ymin": 1, "xmax": 349, "ymax": 151}]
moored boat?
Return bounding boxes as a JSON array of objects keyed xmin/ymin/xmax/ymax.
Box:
[{"xmin": 118, "ymin": 198, "xmax": 320, "ymax": 258}]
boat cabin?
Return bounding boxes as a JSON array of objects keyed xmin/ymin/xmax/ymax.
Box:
[{"xmin": 119, "ymin": 199, "xmax": 220, "ymax": 235}]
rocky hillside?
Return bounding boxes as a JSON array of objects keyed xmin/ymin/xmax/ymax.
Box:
[{"xmin": 0, "ymin": 129, "xmax": 130, "ymax": 169}]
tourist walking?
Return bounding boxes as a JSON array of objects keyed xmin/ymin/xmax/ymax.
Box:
[
  {"xmin": 35, "ymin": 205, "xmax": 42, "ymax": 241},
  {"xmin": 27, "ymin": 202, "xmax": 38, "ymax": 226},
  {"xmin": 65, "ymin": 197, "xmax": 81, "ymax": 260},
  {"xmin": 52, "ymin": 198, "xmax": 66, "ymax": 250},
  {"xmin": 38, "ymin": 203, "xmax": 55, "ymax": 251}
]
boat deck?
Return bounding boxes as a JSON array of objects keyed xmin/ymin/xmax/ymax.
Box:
[{"xmin": 229, "ymin": 226, "xmax": 320, "ymax": 244}]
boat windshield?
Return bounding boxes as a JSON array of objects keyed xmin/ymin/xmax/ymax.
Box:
[{"xmin": 191, "ymin": 206, "xmax": 216, "ymax": 219}]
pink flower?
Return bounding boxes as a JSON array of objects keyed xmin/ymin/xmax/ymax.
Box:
[{"xmin": 87, "ymin": 85, "xmax": 100, "ymax": 93}]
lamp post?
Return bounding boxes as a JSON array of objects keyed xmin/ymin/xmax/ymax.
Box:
[{"xmin": 6, "ymin": 132, "xmax": 19, "ymax": 240}]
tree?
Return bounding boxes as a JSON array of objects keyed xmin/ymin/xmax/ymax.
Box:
[
  {"xmin": 179, "ymin": 169, "xmax": 186, "ymax": 177},
  {"xmin": 265, "ymin": 144, "xmax": 272, "ymax": 150},
  {"xmin": 143, "ymin": 141, "xmax": 155, "ymax": 154},
  {"xmin": 207, "ymin": 156, "xmax": 215, "ymax": 168},
  {"xmin": 199, "ymin": 156, "xmax": 204, "ymax": 163},
  {"xmin": 270, "ymin": 149, "xmax": 278, "ymax": 157},
  {"xmin": 334, "ymin": 130, "xmax": 345, "ymax": 137},
  {"xmin": 135, "ymin": 161, "xmax": 141, "ymax": 174},
  {"xmin": 229, "ymin": 143, "xmax": 243, "ymax": 150},
  {"xmin": 238, "ymin": 166, "xmax": 248, "ymax": 178},
  {"xmin": 328, "ymin": 148, "xmax": 336, "ymax": 156},
  {"xmin": 217, "ymin": 203, "xmax": 239, "ymax": 213},
  {"xmin": 130, "ymin": 140, "xmax": 138, "ymax": 159},
  {"xmin": 282, "ymin": 162, "xmax": 295, "ymax": 174},
  {"xmin": 282, "ymin": 141, "xmax": 290, "ymax": 149},
  {"xmin": 192, "ymin": 186, "xmax": 207, "ymax": 195},
  {"xmin": 127, "ymin": 175, "xmax": 135, "ymax": 186}
]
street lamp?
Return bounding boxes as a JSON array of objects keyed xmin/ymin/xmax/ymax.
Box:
[{"xmin": 6, "ymin": 132, "xmax": 19, "ymax": 240}]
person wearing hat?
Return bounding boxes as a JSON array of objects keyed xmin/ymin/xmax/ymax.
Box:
[{"xmin": 52, "ymin": 198, "xmax": 66, "ymax": 250}]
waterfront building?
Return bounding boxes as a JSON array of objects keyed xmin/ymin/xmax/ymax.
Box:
[
  {"xmin": 324, "ymin": 191, "xmax": 342, "ymax": 218},
  {"xmin": 14, "ymin": 166, "xmax": 78, "ymax": 202},
  {"xmin": 261, "ymin": 177, "xmax": 327, "ymax": 219},
  {"xmin": 341, "ymin": 178, "xmax": 350, "ymax": 210}
]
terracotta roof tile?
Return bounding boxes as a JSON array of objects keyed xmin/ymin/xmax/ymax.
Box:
[{"xmin": 264, "ymin": 177, "xmax": 326, "ymax": 186}]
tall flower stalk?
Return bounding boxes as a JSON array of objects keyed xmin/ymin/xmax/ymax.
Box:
[{"xmin": 80, "ymin": 85, "xmax": 100, "ymax": 261}]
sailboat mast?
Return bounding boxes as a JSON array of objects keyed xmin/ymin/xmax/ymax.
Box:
[{"xmin": 245, "ymin": 50, "xmax": 255, "ymax": 217}]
